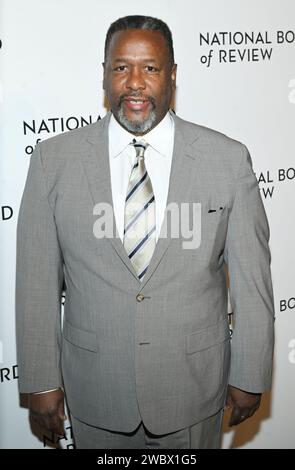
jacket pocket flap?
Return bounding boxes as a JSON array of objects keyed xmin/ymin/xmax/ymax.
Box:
[
  {"xmin": 63, "ymin": 320, "xmax": 98, "ymax": 352},
  {"xmin": 186, "ymin": 319, "xmax": 230, "ymax": 354}
]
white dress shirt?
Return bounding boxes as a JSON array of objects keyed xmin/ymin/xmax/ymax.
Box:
[{"xmin": 109, "ymin": 111, "xmax": 175, "ymax": 242}]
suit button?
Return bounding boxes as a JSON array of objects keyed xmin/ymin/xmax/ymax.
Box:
[{"xmin": 136, "ymin": 293, "xmax": 145, "ymax": 302}]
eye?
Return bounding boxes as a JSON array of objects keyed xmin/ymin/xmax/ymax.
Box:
[
  {"xmin": 145, "ymin": 65, "xmax": 159, "ymax": 72},
  {"xmin": 114, "ymin": 65, "xmax": 127, "ymax": 72}
]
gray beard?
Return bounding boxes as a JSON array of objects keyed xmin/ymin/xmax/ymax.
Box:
[{"xmin": 117, "ymin": 107, "xmax": 157, "ymax": 135}]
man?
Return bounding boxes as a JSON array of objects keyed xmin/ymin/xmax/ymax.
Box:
[{"xmin": 16, "ymin": 15, "xmax": 275, "ymax": 449}]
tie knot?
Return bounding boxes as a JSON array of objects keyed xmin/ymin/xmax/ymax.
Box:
[{"xmin": 131, "ymin": 139, "xmax": 149, "ymax": 159}]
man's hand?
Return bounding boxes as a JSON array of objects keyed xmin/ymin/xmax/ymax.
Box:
[
  {"xmin": 29, "ymin": 389, "xmax": 66, "ymax": 435},
  {"xmin": 226, "ymin": 384, "xmax": 261, "ymax": 426}
]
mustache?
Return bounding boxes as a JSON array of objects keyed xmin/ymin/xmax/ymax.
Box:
[{"xmin": 118, "ymin": 94, "xmax": 156, "ymax": 107}]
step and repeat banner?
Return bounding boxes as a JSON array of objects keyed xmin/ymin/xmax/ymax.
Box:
[{"xmin": 1, "ymin": 0, "xmax": 294, "ymax": 449}]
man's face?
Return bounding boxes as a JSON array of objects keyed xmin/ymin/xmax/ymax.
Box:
[{"xmin": 103, "ymin": 29, "xmax": 177, "ymax": 135}]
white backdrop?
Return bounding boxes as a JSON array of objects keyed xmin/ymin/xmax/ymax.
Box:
[{"xmin": 1, "ymin": 0, "xmax": 294, "ymax": 449}]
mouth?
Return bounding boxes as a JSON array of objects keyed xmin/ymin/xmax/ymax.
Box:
[{"xmin": 122, "ymin": 97, "xmax": 151, "ymax": 112}]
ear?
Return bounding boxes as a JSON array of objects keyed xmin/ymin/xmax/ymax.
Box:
[
  {"xmin": 102, "ymin": 62, "xmax": 106, "ymax": 90},
  {"xmin": 171, "ymin": 63, "xmax": 177, "ymax": 89}
]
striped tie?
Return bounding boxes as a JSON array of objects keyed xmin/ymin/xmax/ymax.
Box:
[{"xmin": 123, "ymin": 140, "xmax": 156, "ymax": 281}]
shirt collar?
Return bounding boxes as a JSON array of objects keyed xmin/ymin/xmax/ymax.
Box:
[{"xmin": 109, "ymin": 111, "xmax": 174, "ymax": 158}]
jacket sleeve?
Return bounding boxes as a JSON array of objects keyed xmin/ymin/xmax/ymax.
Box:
[
  {"xmin": 15, "ymin": 144, "xmax": 64, "ymax": 393},
  {"xmin": 224, "ymin": 144, "xmax": 275, "ymax": 393}
]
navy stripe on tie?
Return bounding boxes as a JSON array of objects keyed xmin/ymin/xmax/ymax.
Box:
[
  {"xmin": 126, "ymin": 171, "xmax": 148, "ymax": 202},
  {"xmin": 133, "ymin": 143, "xmax": 147, "ymax": 150},
  {"xmin": 128, "ymin": 225, "xmax": 156, "ymax": 259},
  {"xmin": 124, "ymin": 195, "xmax": 155, "ymax": 235},
  {"xmin": 138, "ymin": 265, "xmax": 149, "ymax": 280}
]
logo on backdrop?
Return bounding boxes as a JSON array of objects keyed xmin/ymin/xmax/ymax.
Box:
[
  {"xmin": 198, "ymin": 30, "xmax": 295, "ymax": 67},
  {"xmin": 43, "ymin": 426, "xmax": 75, "ymax": 449},
  {"xmin": 256, "ymin": 167, "xmax": 295, "ymax": 200},
  {"xmin": 0, "ymin": 364, "xmax": 18, "ymax": 383},
  {"xmin": 280, "ymin": 297, "xmax": 295, "ymax": 365},
  {"xmin": 280, "ymin": 296, "xmax": 295, "ymax": 313},
  {"xmin": 1, "ymin": 206, "xmax": 13, "ymax": 222},
  {"xmin": 23, "ymin": 114, "xmax": 101, "ymax": 155}
]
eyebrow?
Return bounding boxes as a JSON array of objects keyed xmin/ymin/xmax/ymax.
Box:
[{"xmin": 113, "ymin": 58, "xmax": 157, "ymax": 63}]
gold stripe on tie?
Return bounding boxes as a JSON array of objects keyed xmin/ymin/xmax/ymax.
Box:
[{"xmin": 123, "ymin": 140, "xmax": 156, "ymax": 281}]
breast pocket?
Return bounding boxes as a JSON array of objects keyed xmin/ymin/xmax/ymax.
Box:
[
  {"xmin": 203, "ymin": 201, "xmax": 227, "ymax": 220},
  {"xmin": 200, "ymin": 201, "xmax": 228, "ymax": 251}
]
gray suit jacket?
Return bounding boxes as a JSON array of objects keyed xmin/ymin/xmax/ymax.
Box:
[{"xmin": 16, "ymin": 111, "xmax": 275, "ymax": 434}]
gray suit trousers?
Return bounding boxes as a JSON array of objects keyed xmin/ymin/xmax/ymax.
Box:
[{"xmin": 71, "ymin": 411, "xmax": 223, "ymax": 449}]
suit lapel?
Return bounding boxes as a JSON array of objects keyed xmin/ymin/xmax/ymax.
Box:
[
  {"xmin": 82, "ymin": 112, "xmax": 140, "ymax": 282},
  {"xmin": 140, "ymin": 112, "xmax": 201, "ymax": 288}
]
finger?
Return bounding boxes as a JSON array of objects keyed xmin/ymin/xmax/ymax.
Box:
[
  {"xmin": 225, "ymin": 395, "xmax": 233, "ymax": 409},
  {"xmin": 31, "ymin": 411, "xmax": 64, "ymax": 436},
  {"xmin": 30, "ymin": 410, "xmax": 49, "ymax": 430},
  {"xmin": 57, "ymin": 400, "xmax": 67, "ymax": 421},
  {"xmin": 50, "ymin": 415, "xmax": 65, "ymax": 436},
  {"xmin": 247, "ymin": 403, "xmax": 260, "ymax": 418},
  {"xmin": 229, "ymin": 406, "xmax": 245, "ymax": 426}
]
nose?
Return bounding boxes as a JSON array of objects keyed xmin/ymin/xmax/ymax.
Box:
[{"xmin": 125, "ymin": 66, "xmax": 146, "ymax": 91}]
